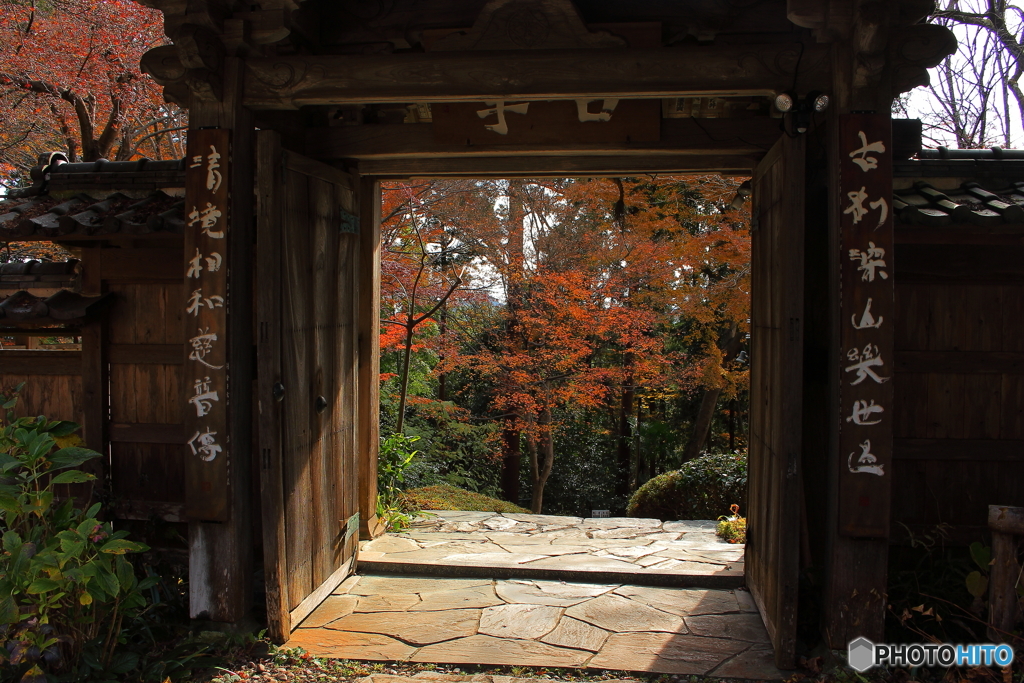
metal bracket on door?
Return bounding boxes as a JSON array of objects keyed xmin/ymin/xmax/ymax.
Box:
[{"xmin": 342, "ymin": 512, "xmax": 360, "ymax": 542}]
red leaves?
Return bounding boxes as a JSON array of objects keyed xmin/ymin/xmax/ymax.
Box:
[
  {"xmin": 0, "ymin": 0, "xmax": 181, "ymax": 174},
  {"xmin": 378, "ymin": 175, "xmax": 752, "ymax": 440}
]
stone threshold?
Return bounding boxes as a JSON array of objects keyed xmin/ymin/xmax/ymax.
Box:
[{"xmin": 356, "ymin": 558, "xmax": 744, "ymax": 589}]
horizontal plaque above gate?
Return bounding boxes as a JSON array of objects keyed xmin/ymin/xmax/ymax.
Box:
[{"xmin": 432, "ymin": 99, "xmax": 660, "ymax": 146}]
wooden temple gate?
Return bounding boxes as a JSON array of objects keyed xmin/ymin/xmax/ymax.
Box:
[{"xmin": 8, "ymin": 0, "xmax": 1023, "ymax": 669}]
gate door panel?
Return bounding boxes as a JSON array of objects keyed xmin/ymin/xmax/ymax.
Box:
[
  {"xmin": 256, "ymin": 131, "xmax": 361, "ymax": 642},
  {"xmin": 747, "ymin": 133, "xmax": 805, "ymax": 669}
]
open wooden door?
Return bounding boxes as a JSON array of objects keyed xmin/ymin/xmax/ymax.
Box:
[
  {"xmin": 256, "ymin": 131, "xmax": 361, "ymax": 642},
  {"xmin": 746, "ymin": 133, "xmax": 805, "ymax": 669}
]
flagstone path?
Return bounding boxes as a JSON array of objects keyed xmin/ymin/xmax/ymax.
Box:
[
  {"xmin": 286, "ymin": 512, "xmax": 785, "ymax": 679},
  {"xmin": 358, "ymin": 511, "xmax": 744, "ymax": 588}
]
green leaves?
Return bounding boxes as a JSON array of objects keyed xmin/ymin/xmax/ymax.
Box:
[
  {"xmin": 966, "ymin": 571, "xmax": 989, "ymax": 598},
  {"xmin": 0, "ymin": 395, "xmax": 151, "ymax": 680},
  {"xmin": 26, "ymin": 578, "xmax": 60, "ymax": 594},
  {"xmin": 48, "ymin": 446, "xmax": 101, "ymax": 470},
  {"xmin": 99, "ymin": 539, "xmax": 147, "ymax": 555},
  {"xmin": 969, "ymin": 541, "xmax": 991, "ymax": 572},
  {"xmin": 49, "ymin": 470, "xmax": 96, "ymax": 485}
]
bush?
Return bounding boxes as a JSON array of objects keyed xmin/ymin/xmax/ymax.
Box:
[
  {"xmin": 0, "ymin": 385, "xmax": 153, "ymax": 682},
  {"xmin": 402, "ymin": 484, "xmax": 529, "ymax": 514},
  {"xmin": 377, "ymin": 433, "xmax": 420, "ymax": 531},
  {"xmin": 626, "ymin": 451, "xmax": 747, "ymax": 520}
]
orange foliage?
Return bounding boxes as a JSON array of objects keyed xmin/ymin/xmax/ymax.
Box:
[{"xmin": 0, "ymin": 0, "xmax": 183, "ymax": 187}]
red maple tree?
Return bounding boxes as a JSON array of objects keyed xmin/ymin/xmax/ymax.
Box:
[{"xmin": 0, "ymin": 0, "xmax": 182, "ymax": 189}]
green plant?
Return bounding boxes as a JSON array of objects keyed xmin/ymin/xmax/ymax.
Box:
[
  {"xmin": 965, "ymin": 540, "xmax": 991, "ymax": 603},
  {"xmin": 401, "ymin": 484, "xmax": 530, "ymax": 514},
  {"xmin": 716, "ymin": 503, "xmax": 746, "ymax": 543},
  {"xmin": 0, "ymin": 385, "xmax": 153, "ymax": 682},
  {"xmin": 377, "ymin": 433, "xmax": 420, "ymax": 532},
  {"xmin": 626, "ymin": 451, "xmax": 747, "ymax": 520}
]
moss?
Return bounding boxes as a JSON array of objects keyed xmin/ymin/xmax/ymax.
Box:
[
  {"xmin": 626, "ymin": 452, "xmax": 747, "ymax": 520},
  {"xmin": 401, "ymin": 484, "xmax": 530, "ymax": 514}
]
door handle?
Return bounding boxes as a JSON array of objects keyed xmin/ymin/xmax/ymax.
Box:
[{"xmin": 272, "ymin": 382, "xmax": 285, "ymax": 402}]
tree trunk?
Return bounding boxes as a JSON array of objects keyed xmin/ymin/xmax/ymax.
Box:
[
  {"xmin": 680, "ymin": 322, "xmax": 744, "ymax": 462},
  {"xmin": 680, "ymin": 386, "xmax": 723, "ymax": 463},
  {"xmin": 528, "ymin": 408, "xmax": 554, "ymax": 513},
  {"xmin": 616, "ymin": 372, "xmax": 634, "ymax": 497},
  {"xmin": 500, "ymin": 422, "xmax": 521, "ymax": 503},
  {"xmin": 394, "ymin": 319, "xmax": 415, "ymax": 434}
]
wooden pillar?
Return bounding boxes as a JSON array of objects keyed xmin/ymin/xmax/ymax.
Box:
[
  {"xmin": 357, "ymin": 175, "xmax": 383, "ymax": 540},
  {"xmin": 185, "ymin": 56, "xmax": 255, "ymax": 624},
  {"xmin": 79, "ymin": 250, "xmax": 107, "ymax": 486},
  {"xmin": 821, "ymin": 34, "xmax": 895, "ymax": 647}
]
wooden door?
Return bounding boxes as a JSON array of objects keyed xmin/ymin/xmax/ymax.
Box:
[
  {"xmin": 746, "ymin": 133, "xmax": 805, "ymax": 669},
  {"xmin": 256, "ymin": 131, "xmax": 361, "ymax": 642}
]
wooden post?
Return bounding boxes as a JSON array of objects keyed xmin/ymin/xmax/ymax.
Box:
[
  {"xmin": 988, "ymin": 505, "xmax": 1024, "ymax": 642},
  {"xmin": 185, "ymin": 56, "xmax": 255, "ymax": 624},
  {"xmin": 357, "ymin": 175, "xmax": 383, "ymax": 540},
  {"xmin": 79, "ymin": 249, "xmax": 107, "ymax": 487}
]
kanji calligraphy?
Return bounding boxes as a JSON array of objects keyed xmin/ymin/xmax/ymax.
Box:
[
  {"xmin": 837, "ymin": 114, "xmax": 894, "ymax": 537},
  {"xmin": 184, "ymin": 128, "xmax": 231, "ymax": 521}
]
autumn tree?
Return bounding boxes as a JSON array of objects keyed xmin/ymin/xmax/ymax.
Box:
[
  {"xmin": 379, "ymin": 181, "xmax": 478, "ymax": 433},
  {"xmin": 0, "ymin": 0, "xmax": 183, "ymax": 190}
]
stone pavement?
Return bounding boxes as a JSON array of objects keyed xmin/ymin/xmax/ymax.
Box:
[
  {"xmin": 289, "ymin": 575, "xmax": 784, "ymax": 678},
  {"xmin": 358, "ymin": 511, "xmax": 744, "ymax": 588},
  {"xmin": 286, "ymin": 512, "xmax": 784, "ymax": 678}
]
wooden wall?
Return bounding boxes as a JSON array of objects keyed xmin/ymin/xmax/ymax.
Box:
[
  {"xmin": 84, "ymin": 247, "xmax": 188, "ymax": 526},
  {"xmin": 891, "ymin": 227, "xmax": 1024, "ymax": 543},
  {"xmin": 0, "ymin": 350, "xmax": 85, "ymax": 425}
]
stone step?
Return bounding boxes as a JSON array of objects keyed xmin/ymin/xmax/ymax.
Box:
[
  {"xmin": 358, "ymin": 674, "xmax": 635, "ymax": 683},
  {"xmin": 355, "ymin": 557, "xmax": 744, "ymax": 589}
]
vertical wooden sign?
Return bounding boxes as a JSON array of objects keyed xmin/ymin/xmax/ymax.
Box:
[
  {"xmin": 184, "ymin": 129, "xmax": 231, "ymax": 521},
  {"xmin": 837, "ymin": 114, "xmax": 894, "ymax": 537}
]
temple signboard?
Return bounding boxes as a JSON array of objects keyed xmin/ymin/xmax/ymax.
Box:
[
  {"xmin": 837, "ymin": 114, "xmax": 894, "ymax": 537},
  {"xmin": 184, "ymin": 128, "xmax": 231, "ymax": 521}
]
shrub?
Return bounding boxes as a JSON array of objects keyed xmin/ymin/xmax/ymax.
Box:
[
  {"xmin": 377, "ymin": 433, "xmax": 420, "ymax": 531},
  {"xmin": 626, "ymin": 451, "xmax": 747, "ymax": 520},
  {"xmin": 401, "ymin": 484, "xmax": 529, "ymax": 514},
  {"xmin": 0, "ymin": 385, "xmax": 153, "ymax": 682}
]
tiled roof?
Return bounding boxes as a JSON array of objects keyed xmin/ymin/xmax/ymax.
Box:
[
  {"xmin": 0, "ymin": 290, "xmax": 114, "ymax": 324},
  {"xmin": 894, "ymin": 180, "xmax": 1024, "ymax": 226},
  {"xmin": 0, "ymin": 191, "xmax": 185, "ymax": 240}
]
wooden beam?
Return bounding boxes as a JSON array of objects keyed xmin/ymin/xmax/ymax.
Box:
[
  {"xmin": 243, "ymin": 44, "xmax": 829, "ymax": 109},
  {"xmin": 108, "ymin": 344, "xmax": 183, "ymax": 365},
  {"xmin": 109, "ymin": 422, "xmax": 186, "ymax": 444},
  {"xmin": 306, "ymin": 117, "xmax": 782, "ymax": 161},
  {"xmin": 356, "ymin": 154, "xmax": 761, "ymax": 178},
  {"xmin": 0, "ymin": 351, "xmax": 82, "ymax": 375}
]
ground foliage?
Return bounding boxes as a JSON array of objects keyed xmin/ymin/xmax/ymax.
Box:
[
  {"xmin": 0, "ymin": 387, "xmax": 227, "ymax": 682},
  {"xmin": 401, "ymin": 484, "xmax": 529, "ymax": 514}
]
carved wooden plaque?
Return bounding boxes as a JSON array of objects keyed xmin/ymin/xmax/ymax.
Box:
[
  {"xmin": 837, "ymin": 114, "xmax": 894, "ymax": 537},
  {"xmin": 432, "ymin": 98, "xmax": 660, "ymax": 146},
  {"xmin": 184, "ymin": 128, "xmax": 231, "ymax": 522}
]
